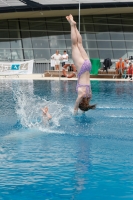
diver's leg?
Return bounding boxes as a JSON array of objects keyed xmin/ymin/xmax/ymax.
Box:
[
  {"xmin": 69, "ymin": 14, "xmax": 89, "ymax": 60},
  {"xmin": 66, "ymin": 15, "xmax": 84, "ymax": 72}
]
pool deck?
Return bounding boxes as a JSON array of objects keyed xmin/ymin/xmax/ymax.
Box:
[{"xmin": 0, "ymin": 73, "xmax": 132, "ymax": 81}]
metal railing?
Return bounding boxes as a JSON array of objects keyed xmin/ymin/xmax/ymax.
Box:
[
  {"xmin": 33, "ymin": 61, "xmax": 51, "ymax": 74},
  {"xmin": 33, "ymin": 60, "xmax": 131, "ymax": 80}
]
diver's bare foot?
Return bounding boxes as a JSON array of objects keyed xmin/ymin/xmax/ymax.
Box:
[
  {"xmin": 69, "ymin": 14, "xmax": 73, "ymax": 20},
  {"xmin": 66, "ymin": 16, "xmax": 71, "ymax": 23},
  {"xmin": 66, "ymin": 15, "xmax": 76, "ymax": 25},
  {"xmin": 69, "ymin": 14, "xmax": 76, "ymax": 25}
]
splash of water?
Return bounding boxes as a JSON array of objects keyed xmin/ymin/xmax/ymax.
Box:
[{"xmin": 11, "ymin": 81, "xmax": 67, "ymax": 132}]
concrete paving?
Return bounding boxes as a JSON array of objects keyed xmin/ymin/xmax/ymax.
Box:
[{"xmin": 0, "ymin": 73, "xmax": 132, "ymax": 81}]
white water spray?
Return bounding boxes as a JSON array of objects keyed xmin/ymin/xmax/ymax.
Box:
[{"xmin": 11, "ymin": 80, "xmax": 67, "ymax": 132}]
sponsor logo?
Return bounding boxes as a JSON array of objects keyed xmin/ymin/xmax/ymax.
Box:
[
  {"xmin": 20, "ymin": 63, "xmax": 28, "ymax": 70},
  {"xmin": 11, "ymin": 64, "xmax": 20, "ymax": 70},
  {"xmin": 0, "ymin": 64, "xmax": 10, "ymax": 72}
]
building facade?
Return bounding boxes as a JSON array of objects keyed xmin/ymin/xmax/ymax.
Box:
[{"xmin": 0, "ymin": 0, "xmax": 133, "ymax": 72}]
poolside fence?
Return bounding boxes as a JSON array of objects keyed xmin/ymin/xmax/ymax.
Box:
[{"xmin": 33, "ymin": 60, "xmax": 117, "ymax": 74}]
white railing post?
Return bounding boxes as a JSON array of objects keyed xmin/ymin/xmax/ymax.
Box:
[{"xmin": 79, "ymin": 0, "xmax": 80, "ymax": 32}]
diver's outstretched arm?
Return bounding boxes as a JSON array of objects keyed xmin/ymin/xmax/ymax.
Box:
[
  {"xmin": 74, "ymin": 88, "xmax": 85, "ymax": 114},
  {"xmin": 42, "ymin": 107, "xmax": 52, "ymax": 121}
]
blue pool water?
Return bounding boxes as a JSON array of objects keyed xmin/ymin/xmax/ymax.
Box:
[{"xmin": 0, "ymin": 80, "xmax": 133, "ymax": 200}]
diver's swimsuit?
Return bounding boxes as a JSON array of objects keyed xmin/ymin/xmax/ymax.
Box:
[{"xmin": 76, "ymin": 60, "xmax": 92, "ymax": 98}]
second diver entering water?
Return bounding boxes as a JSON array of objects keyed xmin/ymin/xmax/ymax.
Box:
[
  {"xmin": 66, "ymin": 14, "xmax": 96, "ymax": 114},
  {"xmin": 42, "ymin": 107, "xmax": 52, "ymax": 121}
]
